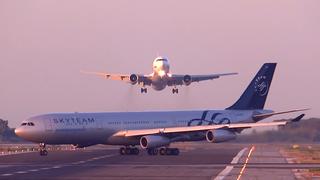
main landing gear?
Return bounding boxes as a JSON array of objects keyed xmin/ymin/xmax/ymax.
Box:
[
  {"xmin": 172, "ymin": 88, "xmax": 179, "ymax": 94},
  {"xmin": 39, "ymin": 143, "xmax": 48, "ymax": 156},
  {"xmin": 148, "ymin": 147, "xmax": 180, "ymax": 156},
  {"xmin": 119, "ymin": 147, "xmax": 180, "ymax": 156},
  {"xmin": 119, "ymin": 146, "xmax": 140, "ymax": 155},
  {"xmin": 141, "ymin": 87, "xmax": 147, "ymax": 93}
]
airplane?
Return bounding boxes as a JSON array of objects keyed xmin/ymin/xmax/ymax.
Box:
[
  {"xmin": 81, "ymin": 56, "xmax": 238, "ymax": 94},
  {"xmin": 15, "ymin": 63, "xmax": 308, "ymax": 156}
]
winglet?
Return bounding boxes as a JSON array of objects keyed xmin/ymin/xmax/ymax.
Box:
[{"xmin": 291, "ymin": 114, "xmax": 305, "ymax": 122}]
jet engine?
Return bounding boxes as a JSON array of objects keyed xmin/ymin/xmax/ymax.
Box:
[
  {"xmin": 206, "ymin": 129, "xmax": 236, "ymax": 143},
  {"xmin": 129, "ymin": 74, "xmax": 139, "ymax": 85},
  {"xmin": 183, "ymin": 75, "xmax": 192, "ymax": 86},
  {"xmin": 140, "ymin": 135, "xmax": 170, "ymax": 149}
]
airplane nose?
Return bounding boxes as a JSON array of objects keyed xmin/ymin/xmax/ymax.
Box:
[{"xmin": 14, "ymin": 127, "xmax": 22, "ymax": 137}]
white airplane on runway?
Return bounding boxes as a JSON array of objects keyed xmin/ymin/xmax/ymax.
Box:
[
  {"xmin": 81, "ymin": 56, "xmax": 237, "ymax": 94},
  {"xmin": 15, "ymin": 63, "xmax": 308, "ymax": 156}
]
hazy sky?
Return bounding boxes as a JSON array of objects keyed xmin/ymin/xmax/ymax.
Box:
[{"xmin": 1, "ymin": 1, "xmax": 319, "ymax": 127}]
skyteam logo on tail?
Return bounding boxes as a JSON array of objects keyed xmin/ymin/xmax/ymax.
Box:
[{"xmin": 254, "ymin": 76, "xmax": 269, "ymax": 96}]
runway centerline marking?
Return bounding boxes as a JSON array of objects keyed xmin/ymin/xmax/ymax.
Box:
[
  {"xmin": 236, "ymin": 146, "xmax": 255, "ymax": 180},
  {"xmin": 213, "ymin": 147, "xmax": 248, "ymax": 180}
]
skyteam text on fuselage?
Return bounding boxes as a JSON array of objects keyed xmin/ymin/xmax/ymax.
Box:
[
  {"xmin": 81, "ymin": 56, "xmax": 237, "ymax": 94},
  {"xmin": 15, "ymin": 63, "xmax": 307, "ymax": 156}
]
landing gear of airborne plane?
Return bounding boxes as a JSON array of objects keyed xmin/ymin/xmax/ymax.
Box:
[
  {"xmin": 119, "ymin": 146, "xmax": 140, "ymax": 155},
  {"xmin": 140, "ymin": 87, "xmax": 147, "ymax": 93},
  {"xmin": 39, "ymin": 143, "xmax": 48, "ymax": 156},
  {"xmin": 172, "ymin": 88, "xmax": 179, "ymax": 94}
]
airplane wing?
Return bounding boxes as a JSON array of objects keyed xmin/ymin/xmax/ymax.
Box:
[
  {"xmin": 80, "ymin": 71, "xmax": 152, "ymax": 85},
  {"xmin": 113, "ymin": 114, "xmax": 305, "ymax": 137},
  {"xmin": 169, "ymin": 73, "xmax": 238, "ymax": 86}
]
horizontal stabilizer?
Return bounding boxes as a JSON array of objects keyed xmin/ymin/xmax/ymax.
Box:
[{"xmin": 253, "ymin": 108, "xmax": 309, "ymax": 120}]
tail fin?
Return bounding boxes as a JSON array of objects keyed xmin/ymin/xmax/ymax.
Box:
[{"xmin": 227, "ymin": 63, "xmax": 277, "ymax": 110}]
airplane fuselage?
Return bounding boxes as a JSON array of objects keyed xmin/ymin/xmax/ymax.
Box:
[
  {"xmin": 15, "ymin": 109, "xmax": 271, "ymax": 147},
  {"xmin": 150, "ymin": 57, "xmax": 171, "ymax": 91}
]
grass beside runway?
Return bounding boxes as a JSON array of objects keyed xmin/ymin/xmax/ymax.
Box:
[{"xmin": 282, "ymin": 144, "xmax": 320, "ymax": 178}]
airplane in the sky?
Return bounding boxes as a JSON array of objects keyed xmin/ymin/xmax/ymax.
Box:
[
  {"xmin": 15, "ymin": 63, "xmax": 308, "ymax": 156},
  {"xmin": 81, "ymin": 56, "xmax": 238, "ymax": 94}
]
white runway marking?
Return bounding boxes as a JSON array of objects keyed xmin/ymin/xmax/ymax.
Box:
[
  {"xmin": 0, "ymin": 153, "xmax": 118, "ymax": 177},
  {"xmin": 29, "ymin": 169, "xmax": 39, "ymax": 172},
  {"xmin": 40, "ymin": 167, "xmax": 50, "ymax": 170},
  {"xmin": 213, "ymin": 147, "xmax": 248, "ymax": 180},
  {"xmin": 16, "ymin": 171, "xmax": 27, "ymax": 174}
]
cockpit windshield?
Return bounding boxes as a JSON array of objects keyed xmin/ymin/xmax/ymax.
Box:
[
  {"xmin": 21, "ymin": 122, "xmax": 35, "ymax": 126},
  {"xmin": 156, "ymin": 59, "xmax": 167, "ymax": 62}
]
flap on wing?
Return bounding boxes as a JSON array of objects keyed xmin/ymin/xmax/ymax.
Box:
[
  {"xmin": 81, "ymin": 71, "xmax": 130, "ymax": 81},
  {"xmin": 113, "ymin": 120, "xmax": 294, "ymax": 137},
  {"xmin": 113, "ymin": 124, "xmax": 228, "ymax": 137}
]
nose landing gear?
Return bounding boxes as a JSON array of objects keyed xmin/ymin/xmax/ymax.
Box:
[{"xmin": 39, "ymin": 143, "xmax": 48, "ymax": 156}]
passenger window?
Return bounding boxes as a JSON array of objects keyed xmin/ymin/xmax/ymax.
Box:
[{"xmin": 21, "ymin": 123, "xmax": 27, "ymax": 126}]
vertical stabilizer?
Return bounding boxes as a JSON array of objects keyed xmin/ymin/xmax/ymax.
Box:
[{"xmin": 227, "ymin": 63, "xmax": 277, "ymax": 110}]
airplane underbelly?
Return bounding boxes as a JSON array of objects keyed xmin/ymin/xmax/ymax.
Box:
[
  {"xmin": 152, "ymin": 77, "xmax": 167, "ymax": 90},
  {"xmin": 42, "ymin": 128, "xmax": 113, "ymax": 145}
]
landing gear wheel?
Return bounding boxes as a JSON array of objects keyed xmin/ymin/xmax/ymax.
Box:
[
  {"xmin": 40, "ymin": 150, "xmax": 48, "ymax": 156},
  {"xmin": 159, "ymin": 148, "xmax": 180, "ymax": 156},
  {"xmin": 141, "ymin": 88, "xmax": 147, "ymax": 93},
  {"xmin": 159, "ymin": 148, "xmax": 166, "ymax": 155},
  {"xmin": 119, "ymin": 147, "xmax": 139, "ymax": 155},
  {"xmin": 120, "ymin": 147, "xmax": 126, "ymax": 155},
  {"xmin": 172, "ymin": 148, "xmax": 180, "ymax": 156},
  {"xmin": 39, "ymin": 143, "xmax": 48, "ymax": 156},
  {"xmin": 132, "ymin": 147, "xmax": 140, "ymax": 155},
  {"xmin": 147, "ymin": 148, "xmax": 158, "ymax": 156},
  {"xmin": 172, "ymin": 88, "xmax": 179, "ymax": 94}
]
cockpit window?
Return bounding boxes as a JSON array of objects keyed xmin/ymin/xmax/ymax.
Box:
[
  {"xmin": 156, "ymin": 59, "xmax": 167, "ymax": 62},
  {"xmin": 21, "ymin": 122, "xmax": 35, "ymax": 126},
  {"xmin": 28, "ymin": 122, "xmax": 35, "ymax": 126}
]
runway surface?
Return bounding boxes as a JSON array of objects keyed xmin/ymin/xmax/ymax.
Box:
[{"xmin": 0, "ymin": 143, "xmax": 319, "ymax": 180}]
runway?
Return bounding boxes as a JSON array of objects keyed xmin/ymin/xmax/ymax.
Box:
[{"xmin": 0, "ymin": 143, "xmax": 319, "ymax": 180}]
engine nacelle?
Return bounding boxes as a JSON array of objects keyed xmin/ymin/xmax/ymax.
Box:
[
  {"xmin": 183, "ymin": 75, "xmax": 192, "ymax": 86},
  {"xmin": 206, "ymin": 129, "xmax": 236, "ymax": 143},
  {"xmin": 129, "ymin": 74, "xmax": 139, "ymax": 85},
  {"xmin": 140, "ymin": 135, "xmax": 170, "ymax": 149}
]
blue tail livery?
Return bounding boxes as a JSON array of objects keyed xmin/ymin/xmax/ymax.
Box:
[{"xmin": 227, "ymin": 63, "xmax": 277, "ymax": 110}]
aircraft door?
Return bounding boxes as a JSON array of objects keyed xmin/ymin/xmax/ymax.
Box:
[{"xmin": 44, "ymin": 119, "xmax": 53, "ymax": 132}]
